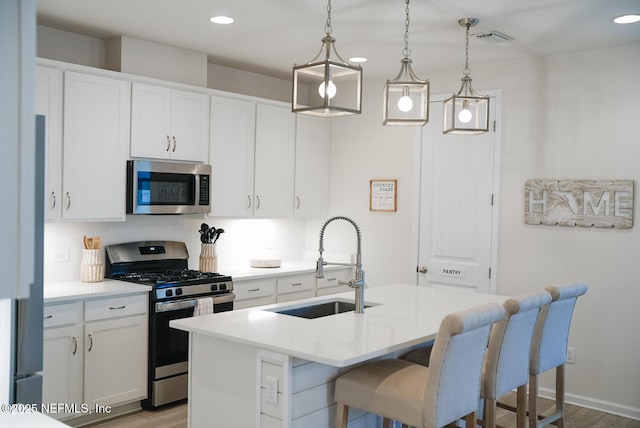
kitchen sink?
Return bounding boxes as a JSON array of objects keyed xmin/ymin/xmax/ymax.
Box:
[{"xmin": 269, "ymin": 300, "xmax": 375, "ymax": 319}]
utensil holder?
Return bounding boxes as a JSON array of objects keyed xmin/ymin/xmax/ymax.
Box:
[
  {"xmin": 80, "ymin": 249, "xmax": 104, "ymax": 283},
  {"xmin": 199, "ymin": 243, "xmax": 217, "ymax": 273}
]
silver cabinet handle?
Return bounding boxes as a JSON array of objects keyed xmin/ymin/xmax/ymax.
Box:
[
  {"xmin": 72, "ymin": 336, "xmax": 78, "ymax": 355},
  {"xmin": 247, "ymin": 195, "xmax": 252, "ymax": 209},
  {"xmin": 327, "ymin": 277, "xmax": 337, "ymax": 282},
  {"xmin": 65, "ymin": 192, "xmax": 71, "ymax": 209},
  {"xmin": 50, "ymin": 191, "xmax": 56, "ymax": 209},
  {"xmin": 248, "ymin": 288, "xmax": 260, "ymax": 292},
  {"xmin": 87, "ymin": 334, "xmax": 93, "ymax": 352},
  {"xmin": 418, "ymin": 266, "xmax": 428, "ymax": 274},
  {"xmin": 296, "ymin": 196, "xmax": 301, "ymax": 210},
  {"xmin": 109, "ymin": 305, "xmax": 126, "ymax": 310},
  {"xmin": 256, "ymin": 195, "xmax": 261, "ymax": 209},
  {"xmin": 172, "ymin": 136, "xmax": 177, "ymax": 152},
  {"xmin": 291, "ymin": 282, "xmax": 302, "ymax": 287},
  {"xmin": 43, "ymin": 315, "xmax": 53, "ymax": 320},
  {"xmin": 166, "ymin": 135, "xmax": 171, "ymax": 151}
]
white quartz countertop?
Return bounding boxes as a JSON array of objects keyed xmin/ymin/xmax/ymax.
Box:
[
  {"xmin": 223, "ymin": 260, "xmax": 346, "ymax": 281},
  {"xmin": 0, "ymin": 411, "xmax": 69, "ymax": 427},
  {"xmin": 170, "ymin": 284, "xmax": 506, "ymax": 367},
  {"xmin": 44, "ymin": 279, "xmax": 152, "ymax": 303}
]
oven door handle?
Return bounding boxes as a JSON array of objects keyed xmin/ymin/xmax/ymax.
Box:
[{"xmin": 155, "ymin": 293, "xmax": 236, "ymax": 313}]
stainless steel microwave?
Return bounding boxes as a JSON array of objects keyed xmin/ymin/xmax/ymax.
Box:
[{"xmin": 126, "ymin": 160, "xmax": 211, "ymax": 215}]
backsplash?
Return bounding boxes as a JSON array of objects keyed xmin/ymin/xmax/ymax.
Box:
[{"xmin": 44, "ymin": 216, "xmax": 308, "ymax": 282}]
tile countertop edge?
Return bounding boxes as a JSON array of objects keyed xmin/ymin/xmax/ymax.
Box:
[
  {"xmin": 44, "ymin": 279, "xmax": 152, "ymax": 303},
  {"xmin": 170, "ymin": 284, "xmax": 507, "ymax": 367}
]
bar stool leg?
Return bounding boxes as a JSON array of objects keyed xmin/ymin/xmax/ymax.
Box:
[{"xmin": 336, "ymin": 403, "xmax": 348, "ymax": 428}]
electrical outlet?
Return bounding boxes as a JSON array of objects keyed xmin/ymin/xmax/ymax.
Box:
[
  {"xmin": 566, "ymin": 347, "xmax": 576, "ymax": 364},
  {"xmin": 266, "ymin": 376, "xmax": 278, "ymax": 404},
  {"xmin": 50, "ymin": 249, "xmax": 70, "ymax": 263}
]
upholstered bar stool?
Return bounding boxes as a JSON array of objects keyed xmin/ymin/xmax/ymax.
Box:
[
  {"xmin": 333, "ymin": 302, "xmax": 506, "ymax": 428},
  {"xmin": 527, "ymin": 282, "xmax": 588, "ymax": 428},
  {"xmin": 480, "ymin": 290, "xmax": 552, "ymax": 428}
]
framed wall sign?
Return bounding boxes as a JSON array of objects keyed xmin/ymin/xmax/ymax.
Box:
[{"xmin": 370, "ymin": 179, "xmax": 397, "ymax": 212}]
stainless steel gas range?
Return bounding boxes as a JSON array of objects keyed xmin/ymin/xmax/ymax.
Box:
[{"xmin": 105, "ymin": 241, "xmax": 234, "ymax": 408}]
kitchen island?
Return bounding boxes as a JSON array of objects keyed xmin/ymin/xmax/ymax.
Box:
[{"xmin": 170, "ymin": 284, "xmax": 506, "ymax": 428}]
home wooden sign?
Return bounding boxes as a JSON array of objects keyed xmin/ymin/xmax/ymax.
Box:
[{"xmin": 524, "ymin": 180, "xmax": 634, "ymax": 228}]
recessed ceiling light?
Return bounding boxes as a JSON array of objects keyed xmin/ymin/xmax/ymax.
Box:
[
  {"xmin": 613, "ymin": 14, "xmax": 640, "ymax": 24},
  {"xmin": 349, "ymin": 57, "xmax": 368, "ymax": 63},
  {"xmin": 210, "ymin": 15, "xmax": 234, "ymax": 25}
]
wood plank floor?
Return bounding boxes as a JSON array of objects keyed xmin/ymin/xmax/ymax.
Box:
[{"xmin": 82, "ymin": 393, "xmax": 639, "ymax": 428}]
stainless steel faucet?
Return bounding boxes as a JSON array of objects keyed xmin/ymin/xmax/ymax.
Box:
[{"xmin": 316, "ymin": 216, "xmax": 365, "ymax": 313}]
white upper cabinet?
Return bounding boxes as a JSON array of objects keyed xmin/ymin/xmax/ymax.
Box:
[
  {"xmin": 63, "ymin": 71, "xmax": 130, "ymax": 221},
  {"xmin": 131, "ymin": 83, "xmax": 209, "ymax": 162},
  {"xmin": 293, "ymin": 114, "xmax": 330, "ymax": 217},
  {"xmin": 253, "ymin": 103, "xmax": 296, "ymax": 217},
  {"xmin": 209, "ymin": 98, "xmax": 295, "ymax": 218},
  {"xmin": 36, "ymin": 66, "xmax": 63, "ymax": 221},
  {"xmin": 209, "ymin": 95, "xmax": 256, "ymax": 217}
]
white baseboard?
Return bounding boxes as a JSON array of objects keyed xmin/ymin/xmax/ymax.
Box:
[{"xmin": 538, "ymin": 386, "xmax": 640, "ymax": 421}]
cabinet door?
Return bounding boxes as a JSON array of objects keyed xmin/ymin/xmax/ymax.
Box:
[
  {"xmin": 130, "ymin": 83, "xmax": 172, "ymax": 160},
  {"xmin": 209, "ymin": 96, "xmax": 256, "ymax": 217},
  {"xmin": 36, "ymin": 66, "xmax": 63, "ymax": 221},
  {"xmin": 84, "ymin": 314, "xmax": 148, "ymax": 407},
  {"xmin": 42, "ymin": 324, "xmax": 83, "ymax": 419},
  {"xmin": 294, "ymin": 114, "xmax": 330, "ymax": 217},
  {"xmin": 170, "ymin": 89, "xmax": 210, "ymax": 162},
  {"xmin": 254, "ymin": 104, "xmax": 296, "ymax": 217},
  {"xmin": 63, "ymin": 72, "xmax": 130, "ymax": 221}
]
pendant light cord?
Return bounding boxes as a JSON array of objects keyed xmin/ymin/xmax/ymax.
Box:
[
  {"xmin": 463, "ymin": 22, "xmax": 471, "ymax": 76},
  {"xmin": 403, "ymin": 0, "xmax": 411, "ymax": 58}
]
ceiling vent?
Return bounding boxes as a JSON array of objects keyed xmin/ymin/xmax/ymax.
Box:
[{"xmin": 474, "ymin": 31, "xmax": 515, "ymax": 43}]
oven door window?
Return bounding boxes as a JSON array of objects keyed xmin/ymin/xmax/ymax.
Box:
[
  {"xmin": 137, "ymin": 171, "xmax": 195, "ymax": 206},
  {"xmin": 152, "ymin": 306, "xmax": 193, "ymax": 368}
]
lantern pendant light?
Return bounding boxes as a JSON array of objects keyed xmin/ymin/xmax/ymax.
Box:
[
  {"xmin": 292, "ymin": 0, "xmax": 362, "ymax": 117},
  {"xmin": 383, "ymin": 0, "xmax": 429, "ymax": 126},
  {"xmin": 443, "ymin": 18, "xmax": 490, "ymax": 134}
]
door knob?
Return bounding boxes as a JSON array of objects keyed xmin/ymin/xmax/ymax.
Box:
[{"xmin": 418, "ymin": 266, "xmax": 428, "ymax": 274}]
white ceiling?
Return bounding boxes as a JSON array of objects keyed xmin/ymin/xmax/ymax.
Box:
[{"xmin": 37, "ymin": 0, "xmax": 640, "ymax": 80}]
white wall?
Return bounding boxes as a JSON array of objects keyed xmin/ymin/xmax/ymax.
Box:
[{"xmin": 326, "ymin": 44, "xmax": 640, "ymax": 417}]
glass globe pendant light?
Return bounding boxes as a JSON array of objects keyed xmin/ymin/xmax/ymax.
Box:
[
  {"xmin": 443, "ymin": 18, "xmax": 490, "ymax": 134},
  {"xmin": 383, "ymin": 0, "xmax": 429, "ymax": 126},
  {"xmin": 292, "ymin": 0, "xmax": 362, "ymax": 117}
]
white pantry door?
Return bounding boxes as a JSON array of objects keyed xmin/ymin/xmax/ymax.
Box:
[{"xmin": 417, "ymin": 93, "xmax": 500, "ymax": 293}]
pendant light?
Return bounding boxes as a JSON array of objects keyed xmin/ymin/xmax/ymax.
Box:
[
  {"xmin": 383, "ymin": 0, "xmax": 429, "ymax": 126},
  {"xmin": 443, "ymin": 18, "xmax": 490, "ymax": 134},
  {"xmin": 292, "ymin": 0, "xmax": 362, "ymax": 117}
]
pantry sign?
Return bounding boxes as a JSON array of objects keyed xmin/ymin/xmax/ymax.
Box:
[{"xmin": 524, "ymin": 180, "xmax": 634, "ymax": 228}]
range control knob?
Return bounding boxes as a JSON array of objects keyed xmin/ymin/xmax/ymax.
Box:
[
  {"xmin": 210, "ymin": 284, "xmax": 218, "ymax": 291},
  {"xmin": 219, "ymin": 283, "xmax": 227, "ymax": 291},
  {"xmin": 165, "ymin": 289, "xmax": 173, "ymax": 297},
  {"xmin": 175, "ymin": 288, "xmax": 183, "ymax": 296}
]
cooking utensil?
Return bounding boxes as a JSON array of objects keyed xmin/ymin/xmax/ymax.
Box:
[{"xmin": 213, "ymin": 228, "xmax": 225, "ymax": 244}]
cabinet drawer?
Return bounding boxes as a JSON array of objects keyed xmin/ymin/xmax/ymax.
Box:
[
  {"xmin": 234, "ymin": 295, "xmax": 277, "ymax": 310},
  {"xmin": 276, "ymin": 274, "xmax": 314, "ymax": 295},
  {"xmin": 316, "ymin": 268, "xmax": 351, "ymax": 289},
  {"xmin": 276, "ymin": 289, "xmax": 315, "ymax": 303},
  {"xmin": 85, "ymin": 294, "xmax": 148, "ymax": 322},
  {"xmin": 43, "ymin": 302, "xmax": 82, "ymax": 328},
  {"xmin": 234, "ymin": 279, "xmax": 276, "ymax": 301}
]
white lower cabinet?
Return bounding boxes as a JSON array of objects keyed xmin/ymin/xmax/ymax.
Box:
[
  {"xmin": 42, "ymin": 302, "xmax": 83, "ymax": 420},
  {"xmin": 234, "ymin": 278, "xmax": 277, "ymax": 309},
  {"xmin": 316, "ymin": 268, "xmax": 352, "ymax": 297},
  {"xmin": 42, "ymin": 294, "xmax": 148, "ymax": 421},
  {"xmin": 276, "ymin": 273, "xmax": 315, "ymax": 303}
]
